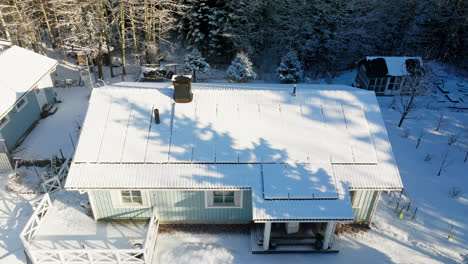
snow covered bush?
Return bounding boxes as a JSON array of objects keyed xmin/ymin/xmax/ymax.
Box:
[
  {"xmin": 184, "ymin": 49, "xmax": 210, "ymax": 82},
  {"xmin": 276, "ymin": 51, "xmax": 303, "ymax": 83},
  {"xmin": 226, "ymin": 53, "xmax": 257, "ymax": 82}
]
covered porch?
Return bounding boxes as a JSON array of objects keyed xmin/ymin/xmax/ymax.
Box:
[{"xmin": 251, "ymin": 222, "xmax": 339, "ymax": 253}]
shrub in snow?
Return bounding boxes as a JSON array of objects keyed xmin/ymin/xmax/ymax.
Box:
[
  {"xmin": 226, "ymin": 53, "xmax": 257, "ymax": 82},
  {"xmin": 276, "ymin": 51, "xmax": 303, "ymax": 83},
  {"xmin": 184, "ymin": 49, "xmax": 210, "ymax": 82},
  {"xmin": 450, "ymin": 186, "xmax": 462, "ymax": 198}
]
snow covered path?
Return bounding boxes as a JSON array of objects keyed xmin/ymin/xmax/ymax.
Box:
[{"xmin": 0, "ymin": 170, "xmax": 37, "ymax": 263}]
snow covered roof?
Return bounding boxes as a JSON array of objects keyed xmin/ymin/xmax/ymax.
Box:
[
  {"xmin": 66, "ymin": 82, "xmax": 403, "ymax": 221},
  {"xmin": 365, "ymin": 56, "xmax": 423, "ymax": 77},
  {"xmin": 0, "ymin": 46, "xmax": 58, "ymax": 117}
]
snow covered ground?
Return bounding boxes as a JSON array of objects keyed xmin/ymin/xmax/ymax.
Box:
[
  {"xmin": 0, "ymin": 170, "xmax": 38, "ymax": 263},
  {"xmin": 0, "ymin": 65, "xmax": 466, "ymax": 263},
  {"xmin": 13, "ymin": 87, "xmax": 90, "ymax": 160}
]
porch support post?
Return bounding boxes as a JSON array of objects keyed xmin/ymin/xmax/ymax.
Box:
[
  {"xmin": 263, "ymin": 222, "xmax": 272, "ymax": 250},
  {"xmin": 322, "ymin": 222, "xmax": 335, "ymax": 250}
]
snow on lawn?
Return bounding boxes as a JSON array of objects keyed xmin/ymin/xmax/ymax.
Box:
[
  {"xmin": 0, "ymin": 170, "xmax": 38, "ymax": 264},
  {"xmin": 13, "ymin": 87, "xmax": 90, "ymax": 160}
]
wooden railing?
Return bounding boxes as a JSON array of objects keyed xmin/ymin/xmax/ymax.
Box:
[
  {"xmin": 41, "ymin": 156, "xmax": 71, "ymax": 193},
  {"xmin": 20, "ymin": 194, "xmax": 159, "ymax": 264}
]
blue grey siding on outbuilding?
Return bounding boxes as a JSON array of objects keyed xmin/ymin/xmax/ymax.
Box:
[
  {"xmin": 352, "ymin": 190, "xmax": 380, "ymax": 222},
  {"xmin": 90, "ymin": 190, "xmax": 253, "ymax": 222},
  {"xmin": 0, "ymin": 91, "xmax": 41, "ymax": 149},
  {"xmin": 43, "ymin": 87, "xmax": 56, "ymax": 103}
]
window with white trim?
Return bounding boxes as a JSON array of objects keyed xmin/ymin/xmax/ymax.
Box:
[
  {"xmin": 110, "ymin": 190, "xmax": 149, "ymax": 208},
  {"xmin": 121, "ymin": 190, "xmax": 143, "ymax": 205},
  {"xmin": 0, "ymin": 116, "xmax": 9, "ymax": 129},
  {"xmin": 16, "ymin": 97, "xmax": 28, "ymax": 111},
  {"xmin": 205, "ymin": 191, "xmax": 242, "ymax": 208},
  {"xmin": 350, "ymin": 190, "xmax": 364, "ymax": 208}
]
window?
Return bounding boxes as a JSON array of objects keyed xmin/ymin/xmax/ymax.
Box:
[
  {"xmin": 121, "ymin": 190, "xmax": 143, "ymax": 205},
  {"xmin": 110, "ymin": 190, "xmax": 149, "ymax": 208},
  {"xmin": 0, "ymin": 116, "xmax": 9, "ymax": 129},
  {"xmin": 15, "ymin": 97, "xmax": 28, "ymax": 111},
  {"xmin": 350, "ymin": 190, "xmax": 364, "ymax": 208},
  {"xmin": 205, "ymin": 191, "xmax": 243, "ymax": 208}
]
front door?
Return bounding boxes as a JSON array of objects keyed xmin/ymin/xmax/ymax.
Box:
[{"xmin": 35, "ymin": 87, "xmax": 48, "ymax": 109}]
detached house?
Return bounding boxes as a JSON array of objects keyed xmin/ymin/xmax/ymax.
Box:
[
  {"xmin": 64, "ymin": 81, "xmax": 403, "ymax": 253},
  {"xmin": 354, "ymin": 56, "xmax": 423, "ymax": 96},
  {"xmin": 0, "ymin": 46, "xmax": 58, "ymax": 167}
]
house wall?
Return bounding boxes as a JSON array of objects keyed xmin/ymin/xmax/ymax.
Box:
[
  {"xmin": 89, "ymin": 190, "xmax": 253, "ymax": 223},
  {"xmin": 0, "ymin": 91, "xmax": 42, "ymax": 149},
  {"xmin": 352, "ymin": 190, "xmax": 380, "ymax": 223}
]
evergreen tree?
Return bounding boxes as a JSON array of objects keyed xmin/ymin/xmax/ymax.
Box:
[
  {"xmin": 226, "ymin": 52, "xmax": 257, "ymax": 82},
  {"xmin": 184, "ymin": 49, "xmax": 209, "ymax": 82},
  {"xmin": 276, "ymin": 51, "xmax": 303, "ymax": 83},
  {"xmin": 179, "ymin": 0, "xmax": 226, "ymax": 55}
]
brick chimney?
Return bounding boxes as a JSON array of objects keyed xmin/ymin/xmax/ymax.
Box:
[{"xmin": 172, "ymin": 75, "xmax": 193, "ymax": 103}]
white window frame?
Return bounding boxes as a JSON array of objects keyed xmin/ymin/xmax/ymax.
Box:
[
  {"xmin": 15, "ymin": 96, "xmax": 28, "ymax": 111},
  {"xmin": 0, "ymin": 115, "xmax": 9, "ymax": 129},
  {"xmin": 350, "ymin": 190, "xmax": 364, "ymax": 208},
  {"xmin": 110, "ymin": 190, "xmax": 150, "ymax": 209},
  {"xmin": 205, "ymin": 190, "xmax": 243, "ymax": 209}
]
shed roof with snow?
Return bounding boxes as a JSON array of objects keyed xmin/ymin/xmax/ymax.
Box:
[
  {"xmin": 0, "ymin": 45, "xmax": 58, "ymax": 117},
  {"xmin": 360, "ymin": 56, "xmax": 423, "ymax": 77},
  {"xmin": 66, "ymin": 82, "xmax": 403, "ymax": 222}
]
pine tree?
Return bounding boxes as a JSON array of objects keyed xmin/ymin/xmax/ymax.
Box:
[
  {"xmin": 184, "ymin": 49, "xmax": 209, "ymax": 82},
  {"xmin": 276, "ymin": 51, "xmax": 303, "ymax": 83},
  {"xmin": 226, "ymin": 52, "xmax": 257, "ymax": 82}
]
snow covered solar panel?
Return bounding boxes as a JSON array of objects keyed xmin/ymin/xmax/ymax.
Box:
[
  {"xmin": 342, "ymin": 105, "xmax": 378, "ymax": 164},
  {"xmin": 169, "ymin": 103, "xmax": 196, "ymax": 162},
  {"xmin": 214, "ymin": 104, "xmax": 239, "ymax": 162},
  {"xmin": 192, "ymin": 103, "xmax": 217, "ymax": 162},
  {"xmin": 321, "ymin": 104, "xmax": 354, "ymax": 163},
  {"xmin": 262, "ymin": 163, "xmax": 338, "ymax": 199}
]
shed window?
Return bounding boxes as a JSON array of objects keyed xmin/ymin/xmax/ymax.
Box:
[
  {"xmin": 0, "ymin": 116, "xmax": 9, "ymax": 129},
  {"xmin": 16, "ymin": 97, "xmax": 28, "ymax": 111},
  {"xmin": 205, "ymin": 191, "xmax": 242, "ymax": 208}
]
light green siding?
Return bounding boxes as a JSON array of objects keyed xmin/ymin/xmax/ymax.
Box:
[
  {"xmin": 352, "ymin": 190, "xmax": 380, "ymax": 222},
  {"xmin": 90, "ymin": 190, "xmax": 253, "ymax": 222}
]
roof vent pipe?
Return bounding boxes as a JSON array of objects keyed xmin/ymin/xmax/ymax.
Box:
[
  {"xmin": 154, "ymin": 109, "xmax": 160, "ymax": 124},
  {"xmin": 293, "ymin": 85, "xmax": 296, "ymax": 96}
]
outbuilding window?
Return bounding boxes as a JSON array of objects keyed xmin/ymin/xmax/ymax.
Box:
[
  {"xmin": 0, "ymin": 116, "xmax": 9, "ymax": 129},
  {"xmin": 205, "ymin": 191, "xmax": 243, "ymax": 208},
  {"xmin": 16, "ymin": 97, "xmax": 28, "ymax": 111}
]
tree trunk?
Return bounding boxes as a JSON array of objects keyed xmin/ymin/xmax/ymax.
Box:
[
  {"xmin": 144, "ymin": 0, "xmax": 151, "ymax": 64},
  {"xmin": 397, "ymin": 112, "xmax": 406, "ymax": 127},
  {"xmin": 98, "ymin": 33, "xmax": 104, "ymax": 80},
  {"xmin": 39, "ymin": 0, "xmax": 55, "ymax": 48},
  {"xmin": 14, "ymin": 0, "xmax": 39, "ymax": 52},
  {"xmin": 0, "ymin": 9, "xmax": 12, "ymax": 42},
  {"xmin": 193, "ymin": 70, "xmax": 196, "ymax": 83},
  {"xmin": 129, "ymin": 4, "xmax": 138, "ymax": 60},
  {"xmin": 52, "ymin": 6, "xmax": 67, "ymax": 62},
  {"xmin": 157, "ymin": 3, "xmax": 161, "ymax": 64},
  {"xmin": 106, "ymin": 35, "xmax": 114, "ymax": 78},
  {"xmin": 120, "ymin": 1, "xmax": 126, "ymax": 75}
]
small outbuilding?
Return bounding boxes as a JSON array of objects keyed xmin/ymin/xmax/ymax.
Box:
[
  {"xmin": 0, "ymin": 46, "xmax": 58, "ymax": 168},
  {"xmin": 354, "ymin": 56, "xmax": 423, "ymax": 95}
]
